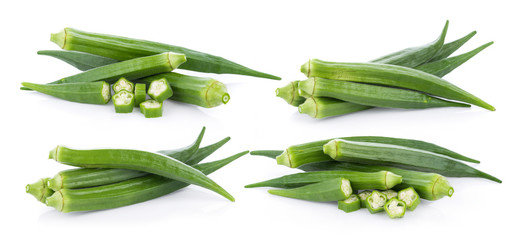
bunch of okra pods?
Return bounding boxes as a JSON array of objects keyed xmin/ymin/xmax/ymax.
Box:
[
  {"xmin": 21, "ymin": 28, "xmax": 280, "ymax": 117},
  {"xmin": 277, "ymin": 21, "xmax": 495, "ymax": 118},
  {"xmin": 26, "ymin": 127, "xmax": 249, "ymax": 212},
  {"xmin": 248, "ymin": 136, "xmax": 501, "ymax": 219}
]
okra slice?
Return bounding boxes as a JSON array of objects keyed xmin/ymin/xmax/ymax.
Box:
[
  {"xmin": 134, "ymin": 83, "xmax": 147, "ymax": 106},
  {"xmin": 268, "ymin": 178, "xmax": 352, "ymax": 202},
  {"xmin": 384, "ymin": 198, "xmax": 406, "ymax": 219},
  {"xmin": 140, "ymin": 100, "xmax": 163, "ymax": 118},
  {"xmin": 148, "ymin": 78, "xmax": 173, "ymax": 102},
  {"xmin": 398, "ymin": 187, "xmax": 421, "ymax": 211},
  {"xmin": 112, "ymin": 77, "xmax": 134, "ymax": 93},
  {"xmin": 112, "ymin": 90, "xmax": 135, "ymax": 113},
  {"xmin": 366, "ymin": 190, "xmax": 387, "ymax": 214},
  {"xmin": 382, "ymin": 190, "xmax": 398, "ymax": 200},
  {"xmin": 338, "ymin": 194, "xmax": 361, "ymax": 213},
  {"xmin": 358, "ymin": 190, "xmax": 371, "ymax": 208}
]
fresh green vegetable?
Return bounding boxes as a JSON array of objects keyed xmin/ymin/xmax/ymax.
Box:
[
  {"xmin": 47, "ymin": 168, "xmax": 147, "ymax": 191},
  {"xmin": 366, "ymin": 190, "xmax": 387, "ymax": 214},
  {"xmin": 382, "ymin": 190, "xmax": 398, "ymax": 200},
  {"xmin": 37, "ymin": 50, "xmax": 118, "ymax": 71},
  {"xmin": 276, "ymin": 81, "xmax": 306, "ymax": 106},
  {"xmin": 323, "ymin": 139, "xmax": 501, "ymax": 182},
  {"xmin": 268, "ymin": 178, "xmax": 352, "ymax": 202},
  {"xmin": 140, "ymin": 100, "xmax": 163, "ymax": 118},
  {"xmin": 298, "ymin": 161, "xmax": 454, "ymax": 201},
  {"xmin": 298, "ymin": 77, "xmax": 470, "ymax": 109},
  {"xmin": 186, "ymin": 136, "xmax": 231, "ymax": 165},
  {"xmin": 358, "ymin": 190, "xmax": 371, "ymax": 208},
  {"xmin": 338, "ymin": 194, "xmax": 361, "ymax": 213},
  {"xmin": 112, "ymin": 90, "xmax": 135, "ymax": 113},
  {"xmin": 300, "ymin": 59, "xmax": 495, "ymax": 111},
  {"xmin": 45, "ymin": 151, "xmax": 248, "ymax": 212},
  {"xmin": 112, "ymin": 77, "xmax": 134, "ymax": 93},
  {"xmin": 245, "ymin": 170, "xmax": 402, "ymax": 190},
  {"xmin": 51, "ymin": 28, "xmax": 280, "ymax": 80},
  {"xmin": 21, "ymin": 81, "xmax": 111, "ymax": 105},
  {"xmin": 250, "ymin": 150, "xmax": 283, "ymax": 159},
  {"xmin": 158, "ymin": 126, "xmax": 205, "ymax": 160},
  {"xmin": 49, "ymin": 145, "xmax": 235, "ymax": 201},
  {"xmin": 134, "ymin": 83, "xmax": 147, "ymax": 106},
  {"xmin": 384, "ymin": 198, "xmax": 406, "ymax": 218},
  {"xmin": 370, "ymin": 21, "xmax": 449, "ymax": 67},
  {"xmin": 138, "ymin": 73, "xmax": 230, "ymax": 108},
  {"xmin": 26, "ymin": 178, "xmax": 54, "ymax": 203},
  {"xmin": 398, "ymin": 187, "xmax": 421, "ymax": 211},
  {"xmin": 298, "ymin": 97, "xmax": 373, "ymax": 119},
  {"xmin": 147, "ymin": 78, "xmax": 173, "ymax": 102},
  {"xmin": 426, "ymin": 31, "xmax": 477, "ymax": 63}
]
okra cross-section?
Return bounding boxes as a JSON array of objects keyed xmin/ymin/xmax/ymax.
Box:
[
  {"xmin": 366, "ymin": 191, "xmax": 387, "ymax": 214},
  {"xmin": 112, "ymin": 77, "xmax": 134, "ymax": 93},
  {"xmin": 140, "ymin": 100, "xmax": 163, "ymax": 118},
  {"xmin": 112, "ymin": 90, "xmax": 135, "ymax": 113},
  {"xmin": 338, "ymin": 194, "xmax": 361, "ymax": 213},
  {"xmin": 398, "ymin": 187, "xmax": 421, "ymax": 211},
  {"xmin": 384, "ymin": 198, "xmax": 406, "ymax": 218},
  {"xmin": 148, "ymin": 78, "xmax": 173, "ymax": 102},
  {"xmin": 268, "ymin": 178, "xmax": 353, "ymax": 202}
]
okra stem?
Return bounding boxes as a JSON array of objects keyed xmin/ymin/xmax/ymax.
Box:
[
  {"xmin": 276, "ymin": 81, "xmax": 306, "ymax": 106},
  {"xmin": 26, "ymin": 178, "xmax": 54, "ymax": 203}
]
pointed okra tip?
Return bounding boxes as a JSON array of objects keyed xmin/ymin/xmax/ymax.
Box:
[
  {"xmin": 298, "ymin": 97, "xmax": 317, "ymax": 118},
  {"xmin": 50, "ymin": 28, "xmax": 67, "ymax": 49},
  {"xmin": 49, "ymin": 145, "xmax": 61, "ymax": 160},
  {"xmin": 45, "ymin": 191, "xmax": 65, "ymax": 212},
  {"xmin": 166, "ymin": 52, "xmax": 187, "ymax": 70},
  {"xmin": 276, "ymin": 150, "xmax": 295, "ymax": 168},
  {"xmin": 322, "ymin": 139, "xmax": 339, "ymax": 159}
]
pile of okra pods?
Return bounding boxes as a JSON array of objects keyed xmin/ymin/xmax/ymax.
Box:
[
  {"xmin": 26, "ymin": 127, "xmax": 249, "ymax": 212},
  {"xmin": 21, "ymin": 28, "xmax": 281, "ymax": 117},
  {"xmin": 276, "ymin": 21, "xmax": 495, "ymax": 118},
  {"xmin": 249, "ymin": 136, "xmax": 501, "ymax": 219}
]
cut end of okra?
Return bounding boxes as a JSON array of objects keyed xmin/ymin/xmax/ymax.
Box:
[
  {"xmin": 140, "ymin": 100, "xmax": 163, "ymax": 118},
  {"xmin": 206, "ymin": 81, "xmax": 230, "ymax": 107},
  {"xmin": 358, "ymin": 190, "xmax": 371, "ymax": 208},
  {"xmin": 298, "ymin": 97, "xmax": 318, "ymax": 118},
  {"xmin": 385, "ymin": 172, "xmax": 403, "ymax": 189},
  {"xmin": 338, "ymin": 194, "xmax": 361, "ymax": 213},
  {"xmin": 166, "ymin": 52, "xmax": 187, "ymax": 70},
  {"xmin": 50, "ymin": 29, "xmax": 67, "ymax": 49},
  {"xmin": 101, "ymin": 82, "xmax": 111, "ymax": 104},
  {"xmin": 26, "ymin": 178, "xmax": 50, "ymax": 203},
  {"xmin": 322, "ymin": 139, "xmax": 339, "ymax": 159},
  {"xmin": 45, "ymin": 191, "xmax": 65, "ymax": 212},
  {"xmin": 300, "ymin": 60, "xmax": 311, "ymax": 77},
  {"xmin": 433, "ymin": 175, "xmax": 454, "ymax": 200},
  {"xmin": 384, "ymin": 198, "xmax": 406, "ymax": 219},
  {"xmin": 112, "ymin": 77, "xmax": 135, "ymax": 94},
  {"xmin": 366, "ymin": 191, "xmax": 388, "ymax": 214},
  {"xmin": 398, "ymin": 187, "xmax": 421, "ymax": 211},
  {"xmin": 276, "ymin": 81, "xmax": 305, "ymax": 107},
  {"xmin": 276, "ymin": 150, "xmax": 294, "ymax": 168},
  {"xmin": 47, "ymin": 174, "xmax": 63, "ymax": 191},
  {"xmin": 148, "ymin": 78, "xmax": 173, "ymax": 102},
  {"xmin": 113, "ymin": 90, "xmax": 135, "ymax": 113}
]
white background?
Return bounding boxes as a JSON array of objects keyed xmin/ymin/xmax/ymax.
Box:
[{"xmin": 2, "ymin": 0, "xmax": 516, "ymax": 239}]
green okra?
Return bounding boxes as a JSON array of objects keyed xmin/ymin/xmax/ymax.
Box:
[
  {"xmin": 186, "ymin": 136, "xmax": 232, "ymax": 165},
  {"xmin": 49, "ymin": 145, "xmax": 235, "ymax": 202},
  {"xmin": 112, "ymin": 90, "xmax": 135, "ymax": 113},
  {"xmin": 158, "ymin": 127, "xmax": 205, "ymax": 160},
  {"xmin": 138, "ymin": 73, "xmax": 230, "ymax": 108},
  {"xmin": 37, "ymin": 50, "xmax": 119, "ymax": 71},
  {"xmin": 112, "ymin": 77, "xmax": 134, "ymax": 93},
  {"xmin": 323, "ymin": 139, "xmax": 501, "ymax": 183},
  {"xmin": 416, "ymin": 42, "xmax": 494, "ymax": 78},
  {"xmin": 398, "ymin": 187, "xmax": 421, "ymax": 211},
  {"xmin": 140, "ymin": 100, "xmax": 163, "ymax": 118},
  {"xmin": 384, "ymin": 198, "xmax": 406, "ymax": 218},
  {"xmin": 366, "ymin": 190, "xmax": 387, "ymax": 214},
  {"xmin": 300, "ymin": 59, "xmax": 495, "ymax": 111},
  {"xmin": 45, "ymin": 151, "xmax": 248, "ymax": 212},
  {"xmin": 370, "ymin": 21, "xmax": 449, "ymax": 67},
  {"xmin": 51, "ymin": 28, "xmax": 280, "ymax": 80},
  {"xmin": 426, "ymin": 31, "xmax": 477, "ymax": 63},
  {"xmin": 21, "ymin": 81, "xmax": 111, "ymax": 105},
  {"xmin": 358, "ymin": 191, "xmax": 371, "ymax": 208},
  {"xmin": 299, "ymin": 161, "xmax": 454, "ymax": 201},
  {"xmin": 382, "ymin": 190, "xmax": 398, "ymax": 200},
  {"xmin": 338, "ymin": 194, "xmax": 361, "ymax": 213},
  {"xmin": 276, "ymin": 81, "xmax": 306, "ymax": 106},
  {"xmin": 134, "ymin": 83, "xmax": 147, "ymax": 106},
  {"xmin": 26, "ymin": 178, "xmax": 54, "ymax": 203},
  {"xmin": 147, "ymin": 78, "xmax": 173, "ymax": 102},
  {"xmin": 298, "ymin": 77, "xmax": 470, "ymax": 109},
  {"xmin": 245, "ymin": 170, "xmax": 402, "ymax": 190},
  {"xmin": 268, "ymin": 178, "xmax": 352, "ymax": 202},
  {"xmin": 250, "ymin": 150, "xmax": 284, "ymax": 159},
  {"xmin": 298, "ymin": 97, "xmax": 374, "ymax": 119},
  {"xmin": 47, "ymin": 168, "xmax": 147, "ymax": 191}
]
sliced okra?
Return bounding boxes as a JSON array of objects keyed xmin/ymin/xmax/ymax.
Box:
[
  {"xmin": 398, "ymin": 187, "xmax": 421, "ymax": 211},
  {"xmin": 112, "ymin": 77, "xmax": 134, "ymax": 93},
  {"xmin": 112, "ymin": 90, "xmax": 135, "ymax": 113},
  {"xmin": 134, "ymin": 83, "xmax": 147, "ymax": 106},
  {"xmin": 358, "ymin": 190, "xmax": 371, "ymax": 208},
  {"xmin": 338, "ymin": 194, "xmax": 361, "ymax": 213},
  {"xmin": 366, "ymin": 190, "xmax": 387, "ymax": 214},
  {"xmin": 140, "ymin": 100, "xmax": 163, "ymax": 118},
  {"xmin": 148, "ymin": 78, "xmax": 173, "ymax": 102},
  {"xmin": 384, "ymin": 198, "xmax": 406, "ymax": 219},
  {"xmin": 382, "ymin": 190, "xmax": 398, "ymax": 200}
]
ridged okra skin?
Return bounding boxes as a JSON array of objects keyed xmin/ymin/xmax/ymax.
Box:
[
  {"xmin": 245, "ymin": 170, "xmax": 402, "ymax": 190},
  {"xmin": 268, "ymin": 178, "xmax": 352, "ymax": 202},
  {"xmin": 426, "ymin": 30, "xmax": 477, "ymax": 63},
  {"xmin": 298, "ymin": 97, "xmax": 373, "ymax": 119},
  {"xmin": 51, "ymin": 28, "xmax": 280, "ymax": 80},
  {"xmin": 134, "ymin": 83, "xmax": 147, "ymax": 106},
  {"xmin": 26, "ymin": 178, "xmax": 54, "ymax": 203},
  {"xmin": 298, "ymin": 161, "xmax": 454, "ymax": 201},
  {"xmin": 138, "ymin": 73, "xmax": 230, "ymax": 108},
  {"xmin": 323, "ymin": 139, "xmax": 501, "ymax": 183},
  {"xmin": 46, "ymin": 151, "xmax": 248, "ymax": 212},
  {"xmin": 338, "ymin": 194, "xmax": 361, "ymax": 213},
  {"xmin": 158, "ymin": 126, "xmax": 205, "ymax": 160},
  {"xmin": 140, "ymin": 100, "xmax": 163, "ymax": 118},
  {"xmin": 276, "ymin": 81, "xmax": 306, "ymax": 106},
  {"xmin": 37, "ymin": 50, "xmax": 119, "ymax": 71},
  {"xmin": 298, "ymin": 77, "xmax": 470, "ymax": 109},
  {"xmin": 47, "ymin": 168, "xmax": 147, "ymax": 191},
  {"xmin": 49, "ymin": 145, "xmax": 235, "ymax": 202},
  {"xmin": 21, "ymin": 81, "xmax": 111, "ymax": 105},
  {"xmin": 300, "ymin": 59, "xmax": 495, "ymax": 111}
]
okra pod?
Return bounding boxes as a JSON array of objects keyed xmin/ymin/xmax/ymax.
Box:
[
  {"xmin": 112, "ymin": 90, "xmax": 135, "ymax": 113},
  {"xmin": 245, "ymin": 170, "xmax": 402, "ymax": 190},
  {"xmin": 112, "ymin": 77, "xmax": 134, "ymax": 94},
  {"xmin": 366, "ymin": 190, "xmax": 387, "ymax": 214},
  {"xmin": 21, "ymin": 81, "xmax": 111, "ymax": 105},
  {"xmin": 134, "ymin": 83, "xmax": 147, "ymax": 106},
  {"xmin": 26, "ymin": 178, "xmax": 54, "ymax": 203},
  {"xmin": 250, "ymin": 150, "xmax": 284, "ymax": 159},
  {"xmin": 301, "ymin": 59, "xmax": 495, "ymax": 111},
  {"xmin": 37, "ymin": 50, "xmax": 119, "ymax": 71},
  {"xmin": 358, "ymin": 191, "xmax": 371, "ymax": 208},
  {"xmin": 186, "ymin": 136, "xmax": 232, "ymax": 165},
  {"xmin": 298, "ymin": 97, "xmax": 373, "ymax": 119},
  {"xmin": 268, "ymin": 178, "xmax": 352, "ymax": 202},
  {"xmin": 398, "ymin": 187, "xmax": 421, "ymax": 211},
  {"xmin": 338, "ymin": 194, "xmax": 361, "ymax": 213},
  {"xmin": 45, "ymin": 151, "xmax": 248, "ymax": 212},
  {"xmin": 49, "ymin": 145, "xmax": 235, "ymax": 201},
  {"xmin": 384, "ymin": 198, "xmax": 406, "ymax": 218},
  {"xmin": 158, "ymin": 127, "xmax": 205, "ymax": 160},
  {"xmin": 51, "ymin": 28, "xmax": 280, "ymax": 80},
  {"xmin": 276, "ymin": 81, "xmax": 306, "ymax": 106},
  {"xmin": 147, "ymin": 78, "xmax": 173, "ymax": 102},
  {"xmin": 140, "ymin": 100, "xmax": 163, "ymax": 118},
  {"xmin": 426, "ymin": 31, "xmax": 477, "ymax": 63},
  {"xmin": 323, "ymin": 139, "xmax": 501, "ymax": 183},
  {"xmin": 47, "ymin": 168, "xmax": 147, "ymax": 191},
  {"xmin": 298, "ymin": 77, "xmax": 470, "ymax": 109}
]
